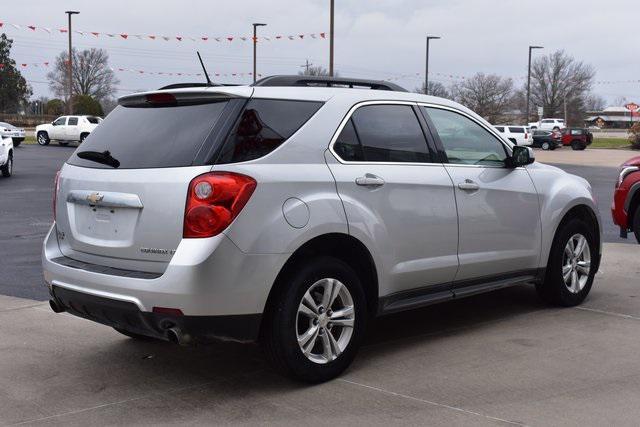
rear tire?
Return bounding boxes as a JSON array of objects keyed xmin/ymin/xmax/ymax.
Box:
[
  {"xmin": 80, "ymin": 133, "xmax": 89, "ymax": 143},
  {"xmin": 1, "ymin": 155, "xmax": 12, "ymax": 177},
  {"xmin": 542, "ymin": 142, "xmax": 550, "ymax": 150},
  {"xmin": 536, "ymin": 218, "xmax": 597, "ymax": 306},
  {"xmin": 261, "ymin": 256, "xmax": 367, "ymax": 383},
  {"xmin": 37, "ymin": 131, "xmax": 50, "ymax": 146},
  {"xmin": 12, "ymin": 138, "xmax": 21, "ymax": 147},
  {"xmin": 571, "ymin": 140, "xmax": 585, "ymax": 151}
]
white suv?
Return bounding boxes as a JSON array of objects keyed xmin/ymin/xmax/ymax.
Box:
[
  {"xmin": 494, "ymin": 125, "xmax": 532, "ymax": 146},
  {"xmin": 43, "ymin": 76, "xmax": 601, "ymax": 382},
  {"xmin": 0, "ymin": 135, "xmax": 13, "ymax": 177},
  {"xmin": 529, "ymin": 118, "xmax": 566, "ymax": 131},
  {"xmin": 36, "ymin": 115, "xmax": 103, "ymax": 146}
]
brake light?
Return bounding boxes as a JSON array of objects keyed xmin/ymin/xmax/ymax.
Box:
[
  {"xmin": 525, "ymin": 132, "xmax": 528, "ymax": 139},
  {"xmin": 183, "ymin": 172, "xmax": 257, "ymax": 238},
  {"xmin": 145, "ymin": 92, "xmax": 177, "ymax": 106},
  {"xmin": 53, "ymin": 170, "xmax": 61, "ymax": 222}
]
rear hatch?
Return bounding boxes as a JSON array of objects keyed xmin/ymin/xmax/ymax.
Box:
[{"xmin": 55, "ymin": 88, "xmax": 250, "ymax": 273}]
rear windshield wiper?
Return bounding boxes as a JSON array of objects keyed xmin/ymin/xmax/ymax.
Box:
[{"xmin": 76, "ymin": 150, "xmax": 120, "ymax": 168}]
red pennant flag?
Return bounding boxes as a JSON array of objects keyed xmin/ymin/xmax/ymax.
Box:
[
  {"xmin": 201, "ymin": 37, "xmax": 208, "ymax": 41},
  {"xmin": 276, "ymin": 35, "xmax": 282, "ymax": 39},
  {"xmin": 176, "ymin": 36, "xmax": 182, "ymax": 41},
  {"xmin": 227, "ymin": 37, "xmax": 233, "ymax": 41},
  {"xmin": 215, "ymin": 73, "xmax": 220, "ymax": 76},
  {"xmin": 0, "ymin": 22, "xmax": 3, "ymax": 28},
  {"xmin": 28, "ymin": 25, "xmax": 36, "ymax": 31},
  {"xmin": 148, "ymin": 35, "xmax": 156, "ymax": 40},
  {"xmin": 91, "ymin": 32, "xmax": 99, "ymax": 37},
  {"xmin": 177, "ymin": 73, "xmax": 182, "ymax": 76},
  {"xmin": 44, "ymin": 62, "xmax": 49, "ymax": 66},
  {"xmin": 120, "ymin": 34, "xmax": 128, "ymax": 39},
  {"xmin": 59, "ymin": 28, "xmax": 68, "ymax": 33},
  {"xmin": 320, "ymin": 32, "xmax": 326, "ymax": 38},
  {"xmin": 299, "ymin": 34, "xmax": 304, "ymax": 39},
  {"xmin": 21, "ymin": 63, "xmax": 27, "ymax": 67}
]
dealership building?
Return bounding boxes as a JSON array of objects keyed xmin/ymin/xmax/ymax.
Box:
[{"xmin": 585, "ymin": 106, "xmax": 638, "ymax": 129}]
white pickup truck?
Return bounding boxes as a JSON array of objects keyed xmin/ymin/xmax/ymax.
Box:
[
  {"xmin": 36, "ymin": 115, "xmax": 103, "ymax": 146},
  {"xmin": 0, "ymin": 136, "xmax": 13, "ymax": 177}
]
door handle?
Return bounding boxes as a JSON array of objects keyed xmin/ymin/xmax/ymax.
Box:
[
  {"xmin": 457, "ymin": 179, "xmax": 480, "ymax": 191},
  {"xmin": 355, "ymin": 174, "xmax": 385, "ymax": 187}
]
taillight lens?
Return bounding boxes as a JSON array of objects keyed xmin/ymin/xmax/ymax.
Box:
[
  {"xmin": 53, "ymin": 170, "xmax": 61, "ymax": 222},
  {"xmin": 183, "ymin": 172, "xmax": 256, "ymax": 238}
]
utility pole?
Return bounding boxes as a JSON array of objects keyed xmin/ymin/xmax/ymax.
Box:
[
  {"xmin": 65, "ymin": 11, "xmax": 80, "ymax": 114},
  {"xmin": 526, "ymin": 45, "xmax": 543, "ymax": 124},
  {"xmin": 425, "ymin": 36, "xmax": 440, "ymax": 95},
  {"xmin": 300, "ymin": 59, "xmax": 313, "ymax": 75},
  {"xmin": 252, "ymin": 23, "xmax": 266, "ymax": 83},
  {"xmin": 329, "ymin": 0, "xmax": 334, "ymax": 76},
  {"xmin": 564, "ymin": 97, "xmax": 568, "ymax": 127}
]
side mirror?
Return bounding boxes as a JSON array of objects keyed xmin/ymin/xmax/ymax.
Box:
[{"xmin": 507, "ymin": 146, "xmax": 535, "ymax": 168}]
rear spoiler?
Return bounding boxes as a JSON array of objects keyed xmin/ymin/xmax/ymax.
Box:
[{"xmin": 118, "ymin": 88, "xmax": 251, "ymax": 107}]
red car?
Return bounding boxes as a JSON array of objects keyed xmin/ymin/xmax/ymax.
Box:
[
  {"xmin": 612, "ymin": 156, "xmax": 640, "ymax": 242},
  {"xmin": 561, "ymin": 128, "xmax": 593, "ymax": 150}
]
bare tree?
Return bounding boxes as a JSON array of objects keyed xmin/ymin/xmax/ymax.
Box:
[
  {"xmin": 450, "ymin": 73, "xmax": 514, "ymax": 123},
  {"xmin": 415, "ymin": 81, "xmax": 450, "ymax": 99},
  {"xmin": 529, "ymin": 50, "xmax": 595, "ymax": 125},
  {"xmin": 298, "ymin": 65, "xmax": 339, "ymax": 77},
  {"xmin": 584, "ymin": 94, "xmax": 606, "ymax": 111},
  {"xmin": 47, "ymin": 48, "xmax": 119, "ymax": 102}
]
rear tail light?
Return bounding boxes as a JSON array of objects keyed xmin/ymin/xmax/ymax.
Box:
[
  {"xmin": 53, "ymin": 170, "xmax": 61, "ymax": 222},
  {"xmin": 183, "ymin": 172, "xmax": 257, "ymax": 238}
]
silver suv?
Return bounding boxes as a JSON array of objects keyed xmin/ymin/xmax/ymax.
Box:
[{"xmin": 43, "ymin": 76, "xmax": 602, "ymax": 382}]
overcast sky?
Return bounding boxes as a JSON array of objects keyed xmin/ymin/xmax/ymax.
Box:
[{"xmin": 3, "ymin": 0, "xmax": 639, "ymax": 105}]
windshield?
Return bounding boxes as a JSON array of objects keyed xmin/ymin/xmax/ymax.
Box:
[{"xmin": 67, "ymin": 102, "xmax": 229, "ymax": 169}]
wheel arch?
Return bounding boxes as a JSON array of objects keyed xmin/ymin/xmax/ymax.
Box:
[
  {"xmin": 548, "ymin": 204, "xmax": 601, "ymax": 271},
  {"xmin": 624, "ymin": 181, "xmax": 640, "ymax": 228},
  {"xmin": 262, "ymin": 233, "xmax": 379, "ymax": 322}
]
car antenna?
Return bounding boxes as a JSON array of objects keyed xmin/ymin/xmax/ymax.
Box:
[{"xmin": 197, "ymin": 51, "xmax": 213, "ymax": 86}]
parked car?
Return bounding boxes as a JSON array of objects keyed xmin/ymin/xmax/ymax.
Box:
[
  {"xmin": 529, "ymin": 118, "xmax": 566, "ymax": 131},
  {"xmin": 43, "ymin": 76, "xmax": 602, "ymax": 382},
  {"xmin": 612, "ymin": 156, "xmax": 640, "ymax": 242},
  {"xmin": 35, "ymin": 115, "xmax": 103, "ymax": 146},
  {"xmin": 0, "ymin": 135, "xmax": 13, "ymax": 177},
  {"xmin": 493, "ymin": 125, "xmax": 532, "ymax": 146},
  {"xmin": 0, "ymin": 122, "xmax": 26, "ymax": 147},
  {"xmin": 532, "ymin": 130, "xmax": 561, "ymax": 150},
  {"xmin": 561, "ymin": 128, "xmax": 593, "ymax": 150}
]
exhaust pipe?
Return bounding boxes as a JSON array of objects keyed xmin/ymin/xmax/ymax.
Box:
[
  {"xmin": 49, "ymin": 299, "xmax": 65, "ymax": 313},
  {"xmin": 166, "ymin": 327, "xmax": 191, "ymax": 346}
]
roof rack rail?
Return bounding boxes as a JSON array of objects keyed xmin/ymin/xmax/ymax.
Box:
[
  {"xmin": 252, "ymin": 75, "xmax": 407, "ymax": 92},
  {"xmin": 158, "ymin": 82, "xmax": 240, "ymax": 90}
]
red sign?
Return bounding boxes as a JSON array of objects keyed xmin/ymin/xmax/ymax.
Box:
[{"xmin": 625, "ymin": 102, "xmax": 639, "ymax": 112}]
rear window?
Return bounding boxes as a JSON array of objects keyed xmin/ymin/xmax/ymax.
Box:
[
  {"xmin": 67, "ymin": 102, "xmax": 229, "ymax": 169},
  {"xmin": 494, "ymin": 126, "xmax": 505, "ymax": 132},
  {"xmin": 86, "ymin": 116, "xmax": 101, "ymax": 124},
  {"xmin": 216, "ymin": 99, "xmax": 323, "ymax": 164},
  {"xmin": 508, "ymin": 127, "xmax": 524, "ymax": 133}
]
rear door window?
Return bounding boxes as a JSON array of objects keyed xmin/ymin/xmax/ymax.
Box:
[
  {"xmin": 346, "ymin": 104, "xmax": 432, "ymax": 163},
  {"xmin": 68, "ymin": 117, "xmax": 79, "ymax": 126},
  {"xmin": 67, "ymin": 102, "xmax": 229, "ymax": 169},
  {"xmin": 216, "ymin": 99, "xmax": 323, "ymax": 163},
  {"xmin": 494, "ymin": 126, "xmax": 505, "ymax": 133},
  {"xmin": 508, "ymin": 127, "xmax": 524, "ymax": 133}
]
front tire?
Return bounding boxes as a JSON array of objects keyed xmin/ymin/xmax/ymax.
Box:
[
  {"xmin": 261, "ymin": 256, "xmax": 367, "ymax": 383},
  {"xmin": 541, "ymin": 142, "xmax": 550, "ymax": 150},
  {"xmin": 1, "ymin": 155, "xmax": 12, "ymax": 177},
  {"xmin": 632, "ymin": 207, "xmax": 640, "ymax": 244},
  {"xmin": 536, "ymin": 219, "xmax": 597, "ymax": 306},
  {"xmin": 571, "ymin": 140, "xmax": 584, "ymax": 150},
  {"xmin": 12, "ymin": 138, "xmax": 22, "ymax": 147},
  {"xmin": 37, "ymin": 131, "xmax": 50, "ymax": 146}
]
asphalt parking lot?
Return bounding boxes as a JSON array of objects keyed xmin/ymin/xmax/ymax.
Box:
[{"xmin": 1, "ymin": 145, "xmax": 640, "ymax": 425}]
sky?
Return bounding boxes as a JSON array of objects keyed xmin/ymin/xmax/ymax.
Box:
[{"xmin": 2, "ymin": 0, "xmax": 639, "ymax": 105}]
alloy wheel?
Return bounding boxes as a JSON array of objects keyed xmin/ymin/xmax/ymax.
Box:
[
  {"xmin": 296, "ymin": 278, "xmax": 355, "ymax": 364},
  {"xmin": 562, "ymin": 233, "xmax": 591, "ymax": 293}
]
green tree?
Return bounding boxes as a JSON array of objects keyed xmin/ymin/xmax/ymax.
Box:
[
  {"xmin": 73, "ymin": 95, "xmax": 104, "ymax": 116},
  {"xmin": 45, "ymin": 99, "xmax": 65, "ymax": 115},
  {"xmin": 0, "ymin": 33, "xmax": 32, "ymax": 113}
]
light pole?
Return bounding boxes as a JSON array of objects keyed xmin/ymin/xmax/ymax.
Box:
[
  {"xmin": 425, "ymin": 35, "xmax": 440, "ymax": 95},
  {"xmin": 252, "ymin": 23, "xmax": 266, "ymax": 83},
  {"xmin": 65, "ymin": 11, "xmax": 79, "ymax": 114},
  {"xmin": 526, "ymin": 45, "xmax": 543, "ymax": 124},
  {"xmin": 329, "ymin": 0, "xmax": 335, "ymax": 76}
]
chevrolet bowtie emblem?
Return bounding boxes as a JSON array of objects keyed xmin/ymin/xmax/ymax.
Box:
[{"xmin": 86, "ymin": 192, "xmax": 104, "ymax": 204}]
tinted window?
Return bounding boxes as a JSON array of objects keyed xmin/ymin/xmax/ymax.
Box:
[
  {"xmin": 53, "ymin": 117, "xmax": 66, "ymax": 126},
  {"xmin": 508, "ymin": 127, "xmax": 524, "ymax": 133},
  {"xmin": 86, "ymin": 116, "xmax": 101, "ymax": 124},
  {"xmin": 534, "ymin": 130, "xmax": 550, "ymax": 136},
  {"xmin": 67, "ymin": 102, "xmax": 228, "ymax": 169},
  {"xmin": 68, "ymin": 117, "xmax": 78, "ymax": 126},
  {"xmin": 349, "ymin": 105, "xmax": 431, "ymax": 163},
  {"xmin": 424, "ymin": 107, "xmax": 507, "ymax": 167},
  {"xmin": 333, "ymin": 119, "xmax": 364, "ymax": 161},
  {"xmin": 494, "ymin": 126, "xmax": 505, "ymax": 133},
  {"xmin": 217, "ymin": 99, "xmax": 322, "ymax": 163}
]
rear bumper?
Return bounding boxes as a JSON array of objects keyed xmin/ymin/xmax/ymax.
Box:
[
  {"xmin": 50, "ymin": 285, "xmax": 261, "ymax": 342},
  {"xmin": 42, "ymin": 224, "xmax": 289, "ymax": 340}
]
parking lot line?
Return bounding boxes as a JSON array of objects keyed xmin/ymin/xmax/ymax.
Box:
[
  {"xmin": 575, "ymin": 306, "xmax": 640, "ymax": 321},
  {"xmin": 339, "ymin": 378, "xmax": 527, "ymax": 426}
]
